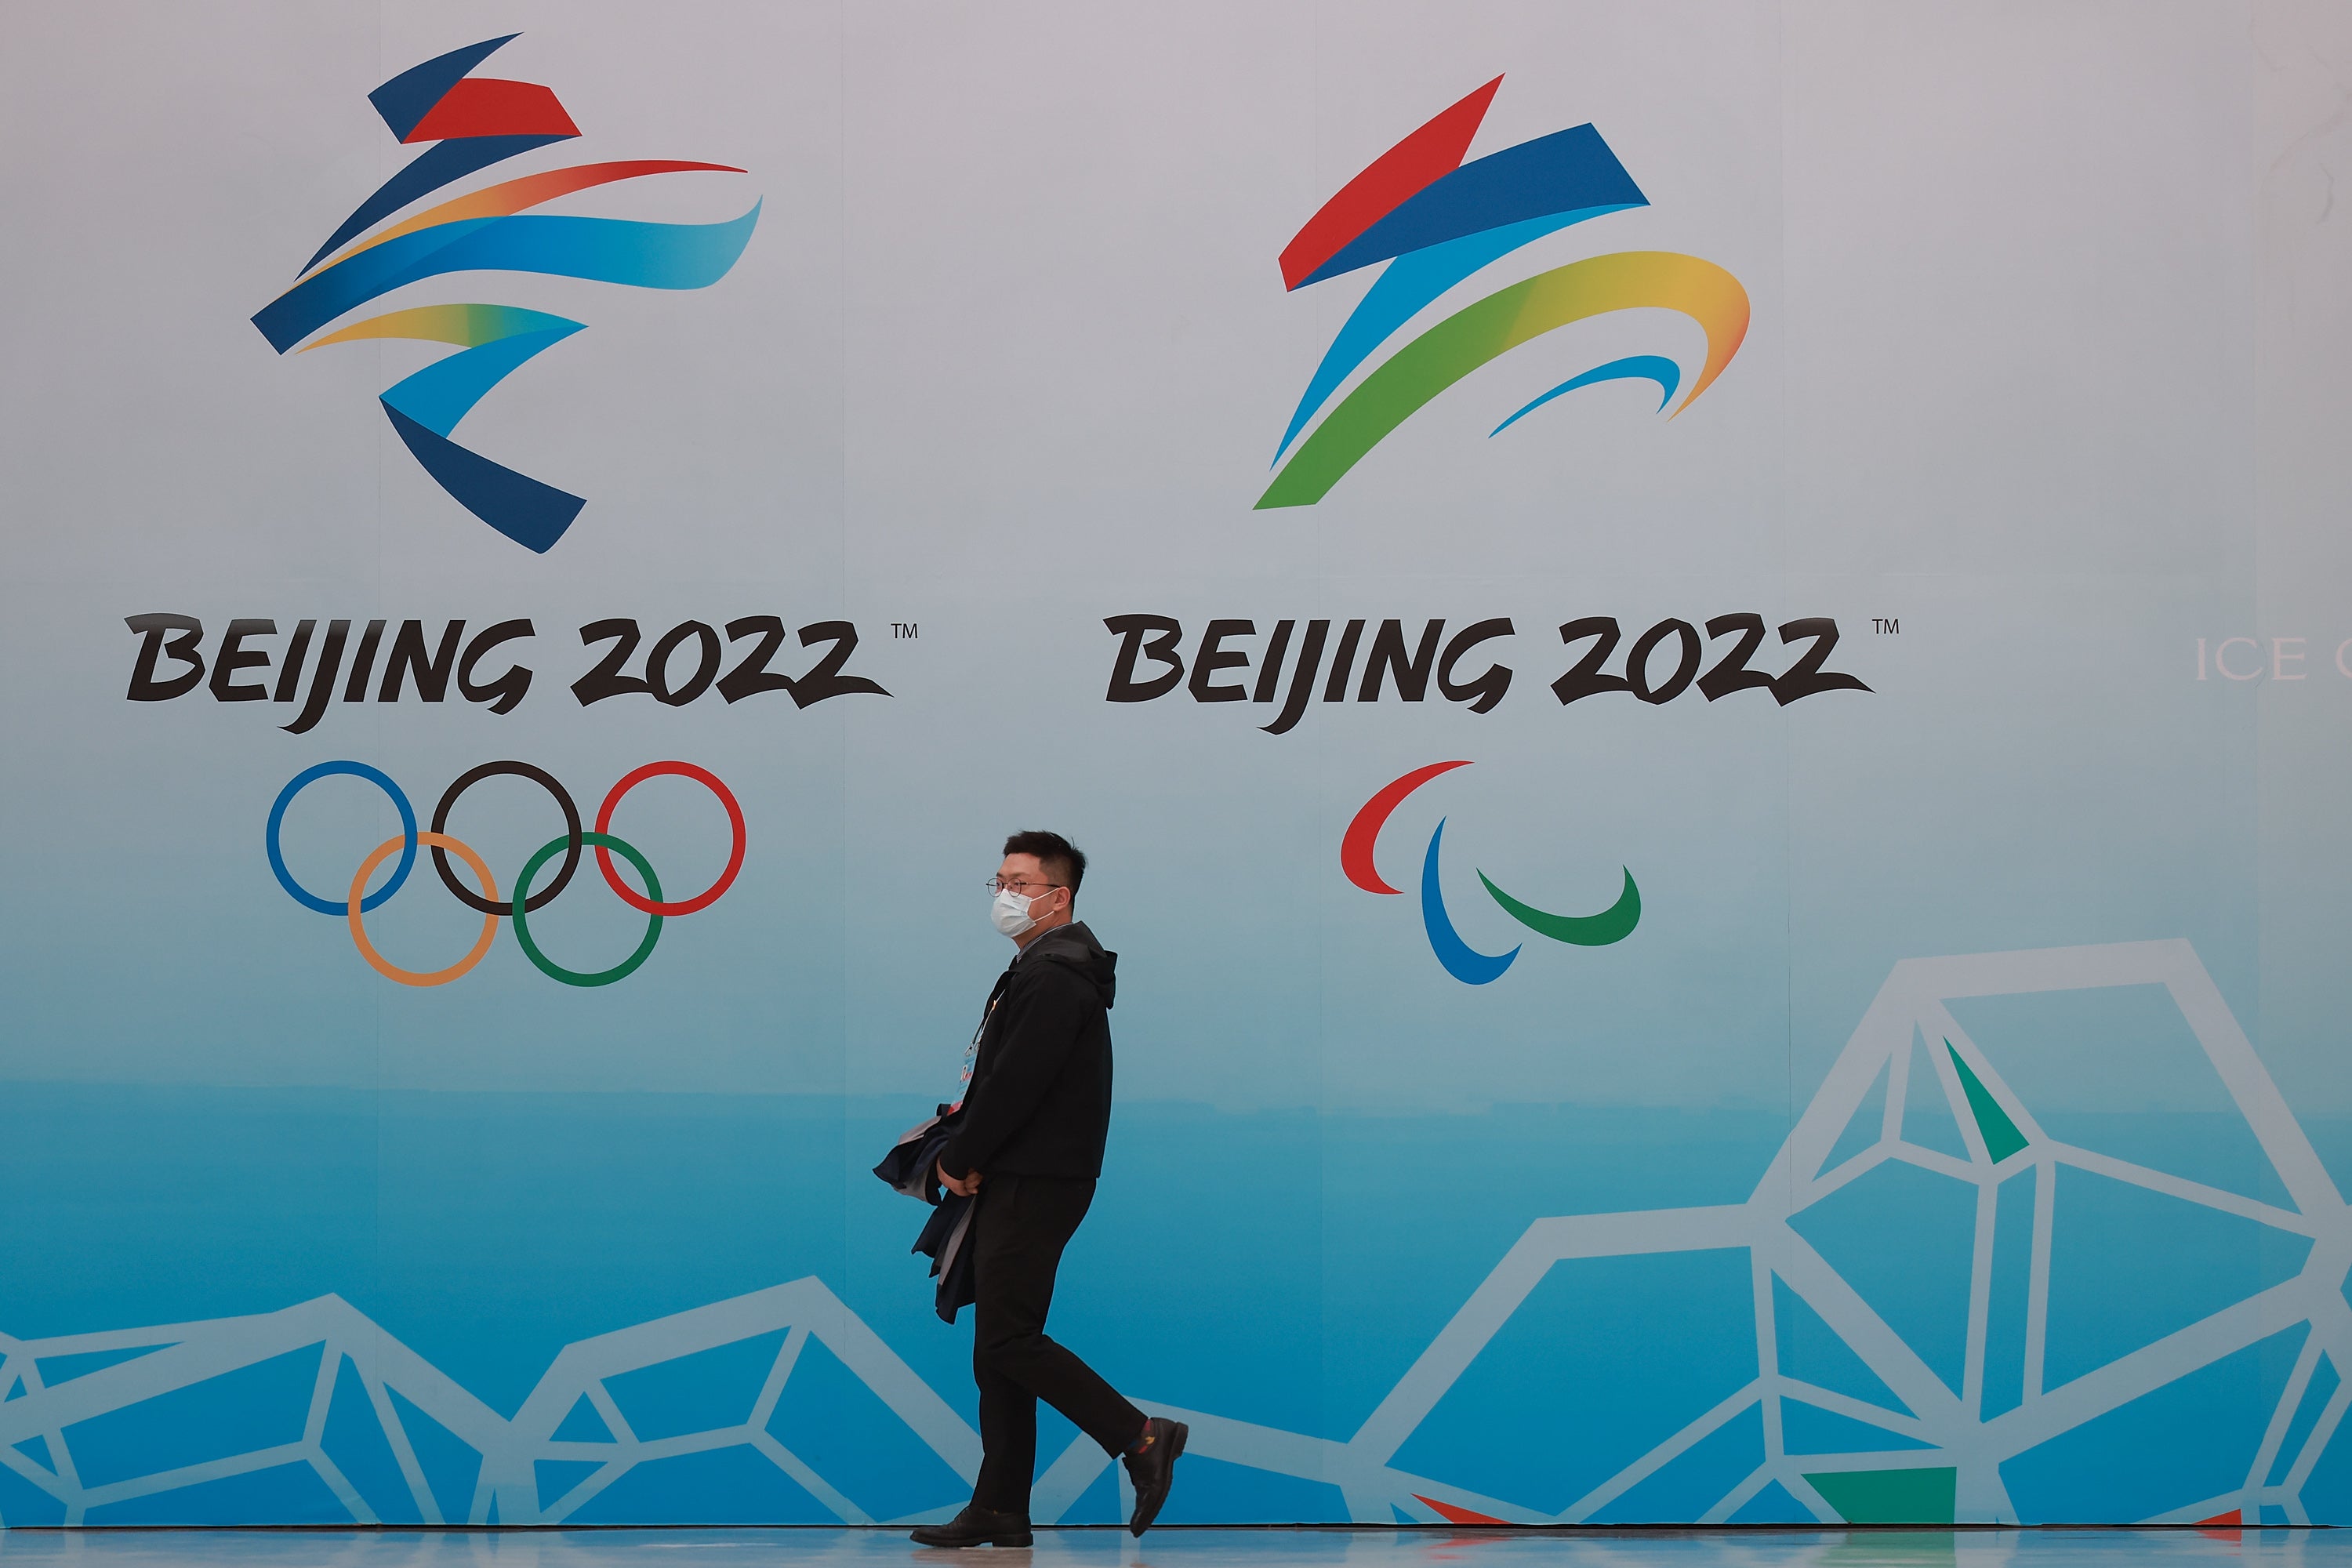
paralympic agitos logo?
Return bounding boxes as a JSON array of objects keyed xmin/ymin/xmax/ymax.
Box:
[
  {"xmin": 267, "ymin": 760, "xmax": 743, "ymax": 987},
  {"xmin": 1345, "ymin": 761, "xmax": 1638, "ymax": 985},
  {"xmin": 250, "ymin": 35, "xmax": 758, "ymax": 553},
  {"xmin": 1261, "ymin": 76, "xmax": 1748, "ymax": 508}
]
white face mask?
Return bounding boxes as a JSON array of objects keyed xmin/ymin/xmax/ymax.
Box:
[{"xmin": 990, "ymin": 885, "xmax": 1039, "ymax": 938}]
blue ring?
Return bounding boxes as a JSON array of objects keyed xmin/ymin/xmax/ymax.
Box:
[{"xmin": 267, "ymin": 761, "xmax": 416, "ymax": 915}]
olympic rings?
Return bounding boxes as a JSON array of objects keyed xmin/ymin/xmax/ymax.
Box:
[
  {"xmin": 350, "ymin": 833, "xmax": 499, "ymax": 986},
  {"xmin": 266, "ymin": 759, "xmax": 741, "ymax": 985},
  {"xmin": 433, "ymin": 761, "xmax": 580, "ymax": 915},
  {"xmin": 594, "ymin": 761, "xmax": 746, "ymax": 916},
  {"xmin": 511, "ymin": 833, "xmax": 663, "ymax": 987},
  {"xmin": 268, "ymin": 761, "xmax": 416, "ymax": 914}
]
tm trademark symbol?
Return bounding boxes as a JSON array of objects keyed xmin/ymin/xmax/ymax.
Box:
[
  {"xmin": 1873, "ymin": 618, "xmax": 1900, "ymax": 635},
  {"xmin": 891, "ymin": 622, "xmax": 919, "ymax": 639}
]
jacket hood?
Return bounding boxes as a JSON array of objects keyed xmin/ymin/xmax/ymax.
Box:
[{"xmin": 1023, "ymin": 920, "xmax": 1116, "ymax": 1009}]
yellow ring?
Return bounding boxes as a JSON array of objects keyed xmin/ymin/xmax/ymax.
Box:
[{"xmin": 347, "ymin": 831, "xmax": 499, "ymax": 987}]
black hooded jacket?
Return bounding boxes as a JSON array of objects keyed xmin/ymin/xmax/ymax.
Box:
[{"xmin": 938, "ymin": 920, "xmax": 1118, "ymax": 1181}]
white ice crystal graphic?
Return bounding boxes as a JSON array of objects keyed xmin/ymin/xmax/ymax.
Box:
[{"xmin": 3, "ymin": 941, "xmax": 2345, "ymax": 1526}]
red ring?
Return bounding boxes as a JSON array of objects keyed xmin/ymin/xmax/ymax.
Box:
[{"xmin": 594, "ymin": 761, "xmax": 746, "ymax": 916}]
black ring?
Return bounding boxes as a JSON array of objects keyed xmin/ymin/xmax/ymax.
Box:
[{"xmin": 431, "ymin": 762, "xmax": 582, "ymax": 915}]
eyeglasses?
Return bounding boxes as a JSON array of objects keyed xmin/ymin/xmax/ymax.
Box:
[{"xmin": 986, "ymin": 877, "xmax": 1067, "ymax": 894}]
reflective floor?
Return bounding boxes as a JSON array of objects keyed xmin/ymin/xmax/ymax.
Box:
[{"xmin": 0, "ymin": 1532, "xmax": 2336, "ymax": 1568}]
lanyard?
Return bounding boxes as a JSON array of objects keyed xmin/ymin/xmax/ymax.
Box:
[{"xmin": 951, "ymin": 995, "xmax": 998, "ymax": 1111}]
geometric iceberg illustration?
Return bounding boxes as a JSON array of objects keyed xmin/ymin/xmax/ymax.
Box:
[
  {"xmin": 1121, "ymin": 940, "xmax": 2352, "ymax": 1526},
  {"xmin": 0, "ymin": 1281, "xmax": 979, "ymax": 1527},
  {"xmin": 3, "ymin": 940, "xmax": 2346, "ymax": 1525},
  {"xmin": 1276, "ymin": 937, "xmax": 2352, "ymax": 1526}
]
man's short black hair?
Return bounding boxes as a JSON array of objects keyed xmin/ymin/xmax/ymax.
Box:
[{"xmin": 1004, "ymin": 829, "xmax": 1085, "ymax": 898}]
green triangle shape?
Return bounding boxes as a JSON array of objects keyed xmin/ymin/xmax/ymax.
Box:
[
  {"xmin": 1946, "ymin": 1043, "xmax": 2028, "ymax": 1164},
  {"xmin": 1803, "ymin": 1465, "xmax": 1956, "ymax": 1523}
]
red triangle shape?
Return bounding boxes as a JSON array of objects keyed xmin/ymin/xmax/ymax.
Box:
[{"xmin": 1414, "ymin": 1494, "xmax": 1506, "ymax": 1526}]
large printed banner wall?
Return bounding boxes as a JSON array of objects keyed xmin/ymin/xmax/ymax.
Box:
[{"xmin": 4, "ymin": 0, "xmax": 2351, "ymax": 1530}]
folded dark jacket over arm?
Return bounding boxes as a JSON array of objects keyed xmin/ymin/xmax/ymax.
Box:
[{"xmin": 872, "ymin": 1111, "xmax": 978, "ymax": 1322}]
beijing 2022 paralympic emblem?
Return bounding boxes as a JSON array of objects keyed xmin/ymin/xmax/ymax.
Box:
[
  {"xmin": 1260, "ymin": 75, "xmax": 1748, "ymax": 508},
  {"xmin": 266, "ymin": 760, "xmax": 743, "ymax": 987},
  {"xmin": 1345, "ymin": 760, "xmax": 1639, "ymax": 986}
]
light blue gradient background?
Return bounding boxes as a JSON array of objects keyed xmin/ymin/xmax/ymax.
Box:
[{"xmin": 5, "ymin": 0, "xmax": 2352, "ymax": 1528}]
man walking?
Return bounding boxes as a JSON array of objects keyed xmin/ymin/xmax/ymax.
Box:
[{"xmin": 909, "ymin": 831, "xmax": 1185, "ymax": 1548}]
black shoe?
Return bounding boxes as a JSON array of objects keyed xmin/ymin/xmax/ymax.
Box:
[
  {"xmin": 909, "ymin": 1504, "xmax": 1034, "ymax": 1548},
  {"xmin": 1122, "ymin": 1417, "xmax": 1188, "ymax": 1537}
]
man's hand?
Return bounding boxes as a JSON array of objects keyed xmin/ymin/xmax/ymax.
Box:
[{"xmin": 938, "ymin": 1160, "xmax": 982, "ymax": 1197}]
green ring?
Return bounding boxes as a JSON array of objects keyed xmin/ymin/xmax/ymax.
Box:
[{"xmin": 511, "ymin": 831, "xmax": 662, "ymax": 987}]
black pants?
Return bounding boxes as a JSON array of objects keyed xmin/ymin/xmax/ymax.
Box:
[{"xmin": 970, "ymin": 1172, "xmax": 1146, "ymax": 1515}]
